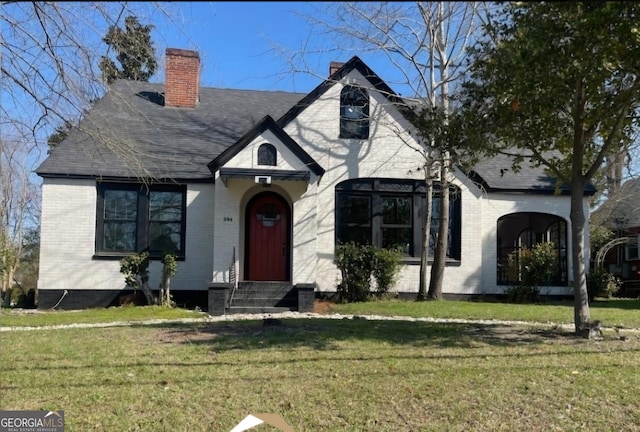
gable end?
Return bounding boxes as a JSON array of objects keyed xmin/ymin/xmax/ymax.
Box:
[{"xmin": 207, "ymin": 115, "xmax": 325, "ymax": 178}]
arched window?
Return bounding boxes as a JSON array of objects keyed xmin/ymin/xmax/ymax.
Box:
[
  {"xmin": 496, "ymin": 212, "xmax": 568, "ymax": 285},
  {"xmin": 340, "ymin": 85, "xmax": 369, "ymax": 139},
  {"xmin": 257, "ymin": 143, "xmax": 277, "ymax": 166}
]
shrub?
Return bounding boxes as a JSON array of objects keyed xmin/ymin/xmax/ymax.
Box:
[
  {"xmin": 335, "ymin": 242, "xmax": 403, "ymax": 302},
  {"xmin": 335, "ymin": 242, "xmax": 375, "ymax": 303},
  {"xmin": 587, "ymin": 270, "xmax": 621, "ymax": 301},
  {"xmin": 505, "ymin": 242, "xmax": 559, "ymax": 303},
  {"xmin": 120, "ymin": 252, "xmax": 155, "ymax": 305},
  {"xmin": 520, "ymin": 242, "xmax": 559, "ymax": 290},
  {"xmin": 372, "ymin": 247, "xmax": 403, "ymax": 296},
  {"xmin": 159, "ymin": 253, "xmax": 178, "ymax": 307}
]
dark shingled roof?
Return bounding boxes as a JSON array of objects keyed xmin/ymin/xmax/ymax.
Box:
[
  {"xmin": 36, "ymin": 80, "xmax": 306, "ymax": 181},
  {"xmin": 466, "ymin": 152, "xmax": 597, "ymax": 196},
  {"xmin": 36, "ymin": 55, "xmax": 583, "ymax": 195}
]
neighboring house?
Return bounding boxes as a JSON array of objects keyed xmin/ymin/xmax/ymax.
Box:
[
  {"xmin": 35, "ymin": 48, "xmax": 595, "ymax": 312},
  {"xmin": 590, "ymin": 178, "xmax": 640, "ymax": 295}
]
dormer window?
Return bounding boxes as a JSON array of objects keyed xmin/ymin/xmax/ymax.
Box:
[
  {"xmin": 258, "ymin": 143, "xmax": 277, "ymax": 166},
  {"xmin": 340, "ymin": 85, "xmax": 369, "ymax": 139}
]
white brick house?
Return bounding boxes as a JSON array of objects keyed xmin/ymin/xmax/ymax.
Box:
[{"xmin": 35, "ymin": 48, "xmax": 594, "ymax": 312}]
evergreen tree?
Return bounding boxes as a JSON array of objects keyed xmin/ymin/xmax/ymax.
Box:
[{"xmin": 99, "ymin": 15, "xmax": 157, "ymax": 84}]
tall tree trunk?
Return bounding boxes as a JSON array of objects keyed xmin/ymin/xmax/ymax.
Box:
[
  {"xmin": 427, "ymin": 6, "xmax": 451, "ymax": 300},
  {"xmin": 603, "ymin": 147, "xmax": 628, "ymax": 198},
  {"xmin": 570, "ymin": 77, "xmax": 590, "ymax": 335},
  {"xmin": 570, "ymin": 180, "xmax": 590, "ymax": 334},
  {"xmin": 428, "ymin": 163, "xmax": 450, "ymax": 299},
  {"xmin": 417, "ymin": 164, "xmax": 433, "ymax": 301}
]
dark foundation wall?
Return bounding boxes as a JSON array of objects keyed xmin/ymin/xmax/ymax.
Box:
[{"xmin": 37, "ymin": 289, "xmax": 208, "ymax": 310}]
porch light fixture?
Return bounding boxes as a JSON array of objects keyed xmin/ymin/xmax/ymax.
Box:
[{"xmin": 255, "ymin": 175, "xmax": 272, "ymax": 187}]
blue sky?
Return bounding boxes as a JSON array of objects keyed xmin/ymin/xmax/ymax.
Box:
[{"xmin": 146, "ymin": 1, "xmax": 351, "ymax": 93}]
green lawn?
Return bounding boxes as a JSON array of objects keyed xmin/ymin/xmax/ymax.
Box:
[
  {"xmin": 328, "ymin": 297, "xmax": 640, "ymax": 329},
  {"xmin": 2, "ymin": 297, "xmax": 639, "ymax": 329},
  {"xmin": 0, "ymin": 305, "xmax": 205, "ymax": 328},
  {"xmin": 1, "ymin": 299, "xmax": 639, "ymax": 431}
]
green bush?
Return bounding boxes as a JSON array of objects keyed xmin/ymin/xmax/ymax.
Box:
[
  {"xmin": 587, "ymin": 270, "xmax": 621, "ymax": 301},
  {"xmin": 335, "ymin": 242, "xmax": 403, "ymax": 303},
  {"xmin": 372, "ymin": 247, "xmax": 403, "ymax": 296},
  {"xmin": 335, "ymin": 242, "xmax": 375, "ymax": 303},
  {"xmin": 520, "ymin": 242, "xmax": 559, "ymax": 290},
  {"xmin": 505, "ymin": 242, "xmax": 559, "ymax": 303},
  {"xmin": 120, "ymin": 252, "xmax": 155, "ymax": 305}
]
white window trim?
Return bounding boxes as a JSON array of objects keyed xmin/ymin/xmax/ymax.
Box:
[{"xmin": 625, "ymin": 234, "xmax": 640, "ymax": 260}]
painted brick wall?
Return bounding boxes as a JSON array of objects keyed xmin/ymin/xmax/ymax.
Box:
[
  {"xmin": 224, "ymin": 130, "xmax": 310, "ymax": 171},
  {"xmin": 211, "ymin": 174, "xmax": 316, "ymax": 285},
  {"xmin": 39, "ymin": 65, "xmax": 589, "ymax": 302},
  {"xmin": 38, "ymin": 179, "xmax": 214, "ymax": 293},
  {"xmin": 279, "ymin": 68, "xmax": 585, "ymax": 296}
]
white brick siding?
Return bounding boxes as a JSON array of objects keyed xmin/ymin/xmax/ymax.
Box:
[
  {"xmin": 38, "ymin": 67, "xmax": 588, "ymax": 301},
  {"xmin": 38, "ymin": 179, "xmax": 214, "ymax": 292}
]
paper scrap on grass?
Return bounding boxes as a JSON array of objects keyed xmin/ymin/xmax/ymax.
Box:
[{"xmin": 230, "ymin": 413, "xmax": 294, "ymax": 432}]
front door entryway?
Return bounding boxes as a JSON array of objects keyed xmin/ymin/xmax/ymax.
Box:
[{"xmin": 245, "ymin": 192, "xmax": 290, "ymax": 281}]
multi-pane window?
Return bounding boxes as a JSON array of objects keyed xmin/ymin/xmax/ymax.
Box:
[
  {"xmin": 258, "ymin": 143, "xmax": 277, "ymax": 166},
  {"xmin": 340, "ymin": 85, "xmax": 369, "ymax": 139},
  {"xmin": 335, "ymin": 178, "xmax": 461, "ymax": 259},
  {"xmin": 148, "ymin": 191, "xmax": 183, "ymax": 254},
  {"xmin": 336, "ymin": 195, "xmax": 371, "ymax": 245},
  {"xmin": 102, "ymin": 189, "xmax": 138, "ymax": 252},
  {"xmin": 496, "ymin": 213, "xmax": 568, "ymax": 285},
  {"xmin": 382, "ymin": 197, "xmax": 412, "ymax": 254},
  {"xmin": 96, "ymin": 183, "xmax": 186, "ymax": 258}
]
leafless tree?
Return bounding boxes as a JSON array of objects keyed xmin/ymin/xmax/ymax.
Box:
[
  {"xmin": 1, "ymin": 2, "xmax": 191, "ymax": 160},
  {"xmin": 289, "ymin": 2, "xmax": 487, "ymax": 299},
  {"xmin": 0, "ymin": 2, "xmax": 189, "ymax": 302},
  {"xmin": 0, "ymin": 138, "xmax": 40, "ymax": 304}
]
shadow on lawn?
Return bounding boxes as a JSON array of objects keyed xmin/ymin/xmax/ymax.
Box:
[
  {"xmin": 6, "ymin": 320, "xmax": 637, "ymax": 393},
  {"xmin": 155, "ymin": 318, "xmax": 584, "ymax": 353}
]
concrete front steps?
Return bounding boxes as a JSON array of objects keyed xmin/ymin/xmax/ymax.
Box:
[{"xmin": 227, "ymin": 281, "xmax": 297, "ymax": 314}]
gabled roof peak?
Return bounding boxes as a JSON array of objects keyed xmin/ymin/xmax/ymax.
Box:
[{"xmin": 277, "ymin": 55, "xmax": 411, "ymax": 129}]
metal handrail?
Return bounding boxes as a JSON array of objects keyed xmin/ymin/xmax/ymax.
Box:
[{"xmin": 226, "ymin": 247, "xmax": 238, "ymax": 310}]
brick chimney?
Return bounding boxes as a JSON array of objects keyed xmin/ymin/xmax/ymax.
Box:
[
  {"xmin": 329, "ymin": 61, "xmax": 345, "ymax": 77},
  {"xmin": 164, "ymin": 48, "xmax": 200, "ymax": 108}
]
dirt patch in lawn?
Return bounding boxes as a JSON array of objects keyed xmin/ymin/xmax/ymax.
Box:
[
  {"xmin": 155, "ymin": 313, "xmax": 640, "ymax": 348},
  {"xmin": 313, "ymin": 298, "xmax": 337, "ymax": 314}
]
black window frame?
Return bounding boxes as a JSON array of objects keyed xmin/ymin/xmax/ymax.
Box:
[
  {"xmin": 257, "ymin": 143, "xmax": 277, "ymax": 166},
  {"xmin": 496, "ymin": 212, "xmax": 568, "ymax": 285},
  {"xmin": 335, "ymin": 178, "xmax": 461, "ymax": 262},
  {"xmin": 339, "ymin": 85, "xmax": 370, "ymax": 139},
  {"xmin": 95, "ymin": 182, "xmax": 187, "ymax": 259}
]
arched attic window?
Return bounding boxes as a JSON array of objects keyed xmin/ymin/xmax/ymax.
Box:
[
  {"xmin": 258, "ymin": 143, "xmax": 277, "ymax": 166},
  {"xmin": 340, "ymin": 85, "xmax": 369, "ymax": 139}
]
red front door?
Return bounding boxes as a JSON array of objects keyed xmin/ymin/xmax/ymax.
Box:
[{"xmin": 245, "ymin": 192, "xmax": 290, "ymax": 281}]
